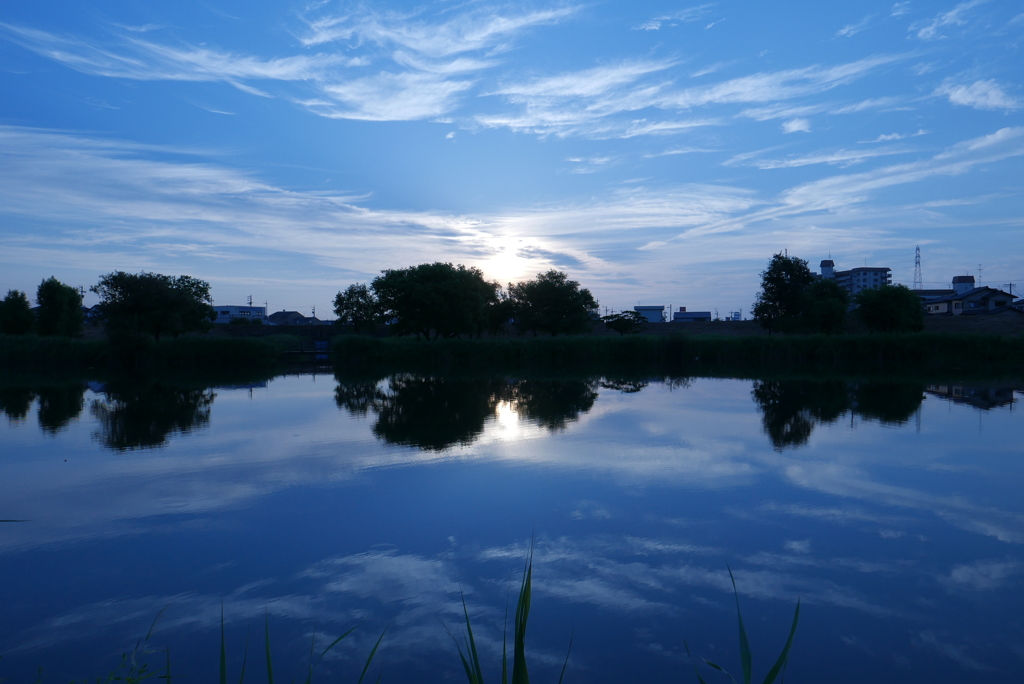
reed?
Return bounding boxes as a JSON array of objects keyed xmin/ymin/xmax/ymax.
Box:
[
  {"xmin": 0, "ymin": 334, "xmax": 285, "ymax": 374},
  {"xmin": 331, "ymin": 332, "xmax": 1024, "ymax": 378},
  {"xmin": 446, "ymin": 545, "xmax": 571, "ymax": 684}
]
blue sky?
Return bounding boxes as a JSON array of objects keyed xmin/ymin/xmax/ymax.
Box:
[{"xmin": 1, "ymin": 0, "xmax": 1022, "ymax": 316}]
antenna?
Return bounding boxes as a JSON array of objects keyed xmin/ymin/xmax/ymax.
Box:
[
  {"xmin": 247, "ymin": 294, "xmax": 253, "ymax": 306},
  {"xmin": 312, "ymin": 305, "xmax": 315, "ymax": 317},
  {"xmin": 913, "ymin": 245, "xmax": 922, "ymax": 290},
  {"xmin": 977, "ymin": 264, "xmax": 983, "ymax": 284}
]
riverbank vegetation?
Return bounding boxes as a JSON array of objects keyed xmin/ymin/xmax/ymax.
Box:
[
  {"xmin": 332, "ymin": 332, "xmax": 1024, "ymax": 378},
  {"xmin": 0, "ymin": 333, "xmax": 286, "ymax": 374}
]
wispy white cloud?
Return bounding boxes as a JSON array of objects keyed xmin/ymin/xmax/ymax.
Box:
[
  {"xmin": 0, "ymin": 4, "xmax": 577, "ymax": 123},
  {"xmin": 781, "ymin": 118, "xmax": 811, "ymax": 133},
  {"xmin": 891, "ymin": 2, "xmax": 912, "ymax": 17},
  {"xmin": 910, "ymin": 0, "xmax": 987, "ymax": 40},
  {"xmin": 728, "ymin": 146, "xmax": 910, "ymax": 169},
  {"xmin": 935, "ymin": 79, "xmax": 1019, "ymax": 110},
  {"xmin": 299, "ymin": 5, "xmax": 578, "ymax": 55},
  {"xmin": 836, "ymin": 15, "xmax": 875, "ymax": 38},
  {"xmin": 633, "ymin": 5, "xmax": 714, "ymax": 31},
  {"xmin": 480, "ymin": 55, "xmax": 902, "ymax": 138}
]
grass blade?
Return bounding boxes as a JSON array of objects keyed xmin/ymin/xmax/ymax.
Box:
[
  {"xmin": 759, "ymin": 600, "xmax": 800, "ymax": 684},
  {"xmin": 303, "ymin": 629, "xmax": 316, "ymax": 684},
  {"xmin": 314, "ymin": 626, "xmax": 357, "ymax": 668},
  {"xmin": 461, "ymin": 592, "xmax": 485, "ymax": 684},
  {"xmin": 146, "ymin": 605, "xmax": 170, "ymax": 643},
  {"xmin": 238, "ymin": 628, "xmax": 250, "ymax": 684},
  {"xmin": 356, "ymin": 626, "xmax": 388, "ymax": 684},
  {"xmin": 556, "ymin": 631, "xmax": 573, "ymax": 684},
  {"xmin": 502, "ymin": 579, "xmax": 511, "ymax": 684},
  {"xmin": 727, "ymin": 566, "xmax": 752, "ymax": 684},
  {"xmin": 220, "ymin": 605, "xmax": 227, "ymax": 684},
  {"xmin": 264, "ymin": 611, "xmax": 275, "ymax": 684},
  {"xmin": 511, "ymin": 540, "xmax": 534, "ymax": 684},
  {"xmin": 703, "ymin": 659, "xmax": 738, "ymax": 684},
  {"xmin": 683, "ymin": 640, "xmax": 711, "ymax": 684},
  {"xmin": 443, "ymin": 618, "xmax": 478, "ymax": 684},
  {"xmin": 165, "ymin": 647, "xmax": 172, "ymax": 684}
]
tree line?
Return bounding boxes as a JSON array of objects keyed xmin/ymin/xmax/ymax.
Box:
[
  {"xmin": 334, "ymin": 263, "xmax": 598, "ymax": 338},
  {"xmin": 751, "ymin": 253, "xmax": 925, "ymax": 334},
  {"xmin": 0, "ymin": 272, "xmax": 218, "ymax": 341}
]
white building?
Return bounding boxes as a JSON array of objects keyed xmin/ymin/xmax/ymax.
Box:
[
  {"xmin": 819, "ymin": 260, "xmax": 892, "ymax": 295},
  {"xmin": 213, "ymin": 305, "xmax": 267, "ymax": 324}
]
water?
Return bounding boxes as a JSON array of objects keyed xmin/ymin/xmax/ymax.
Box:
[{"xmin": 1, "ymin": 373, "xmax": 1022, "ymax": 682}]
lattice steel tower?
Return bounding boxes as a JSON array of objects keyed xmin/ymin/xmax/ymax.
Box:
[{"xmin": 913, "ymin": 245, "xmax": 922, "ymax": 290}]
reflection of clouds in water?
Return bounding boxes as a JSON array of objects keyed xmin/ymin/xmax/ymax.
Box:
[
  {"xmin": 18, "ymin": 533, "xmax": 902, "ymax": 657},
  {"xmin": 917, "ymin": 631, "xmax": 996, "ymax": 673},
  {"xmin": 942, "ymin": 559, "xmax": 1023, "ymax": 590}
]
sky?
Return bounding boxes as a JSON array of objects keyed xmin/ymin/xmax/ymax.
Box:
[{"xmin": 1, "ymin": 0, "xmax": 1022, "ymax": 317}]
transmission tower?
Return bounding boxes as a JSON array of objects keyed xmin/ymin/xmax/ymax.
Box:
[{"xmin": 913, "ymin": 245, "xmax": 922, "ymax": 290}]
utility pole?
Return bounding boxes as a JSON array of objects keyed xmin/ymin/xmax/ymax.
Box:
[
  {"xmin": 913, "ymin": 245, "xmax": 922, "ymax": 290},
  {"xmin": 978, "ymin": 264, "xmax": 983, "ymax": 284}
]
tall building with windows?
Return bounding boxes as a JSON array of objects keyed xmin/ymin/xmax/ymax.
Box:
[{"xmin": 819, "ymin": 260, "xmax": 892, "ymax": 296}]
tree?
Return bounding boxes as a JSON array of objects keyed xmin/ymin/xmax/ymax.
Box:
[
  {"xmin": 508, "ymin": 270, "xmax": 597, "ymax": 336},
  {"xmin": 751, "ymin": 254, "xmax": 815, "ymax": 334},
  {"xmin": 372, "ymin": 263, "xmax": 499, "ymax": 339},
  {"xmin": 333, "ymin": 283, "xmax": 380, "ymax": 334},
  {"xmin": 855, "ymin": 284, "xmax": 924, "ymax": 333},
  {"xmin": 0, "ymin": 290, "xmax": 34, "ymax": 335},
  {"xmin": 36, "ymin": 277, "xmax": 84, "ymax": 337},
  {"xmin": 800, "ymin": 279, "xmax": 849, "ymax": 335},
  {"xmin": 601, "ymin": 310, "xmax": 646, "ymax": 335},
  {"xmin": 91, "ymin": 271, "xmax": 216, "ymax": 342}
]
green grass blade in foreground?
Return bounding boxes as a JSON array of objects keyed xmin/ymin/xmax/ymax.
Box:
[
  {"xmin": 264, "ymin": 612, "xmax": 275, "ymax": 684},
  {"xmin": 728, "ymin": 566, "xmax": 752, "ymax": 684},
  {"xmin": 556, "ymin": 633, "xmax": 573, "ymax": 684},
  {"xmin": 512, "ymin": 544, "xmax": 533, "ymax": 684},
  {"xmin": 683, "ymin": 640, "xmax": 712, "ymax": 684},
  {"xmin": 221, "ymin": 606, "xmax": 228, "ymax": 684},
  {"xmin": 759, "ymin": 600, "xmax": 800, "ymax": 684},
  {"xmin": 238, "ymin": 629, "xmax": 250, "ymax": 684},
  {"xmin": 356, "ymin": 625, "xmax": 387, "ymax": 684}
]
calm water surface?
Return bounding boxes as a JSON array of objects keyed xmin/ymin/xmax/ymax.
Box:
[{"xmin": 1, "ymin": 373, "xmax": 1022, "ymax": 682}]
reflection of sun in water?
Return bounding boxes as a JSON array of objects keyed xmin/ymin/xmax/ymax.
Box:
[{"xmin": 493, "ymin": 401, "xmax": 521, "ymax": 441}]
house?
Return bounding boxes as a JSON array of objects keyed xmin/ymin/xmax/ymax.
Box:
[
  {"xmin": 633, "ymin": 305, "xmax": 665, "ymax": 322},
  {"xmin": 213, "ymin": 305, "xmax": 267, "ymax": 324},
  {"xmin": 922, "ymin": 283, "xmax": 1018, "ymax": 316},
  {"xmin": 672, "ymin": 306, "xmax": 712, "ymax": 322},
  {"xmin": 819, "ymin": 260, "xmax": 892, "ymax": 295},
  {"xmin": 268, "ymin": 310, "xmax": 321, "ymax": 325},
  {"xmin": 1015, "ymin": 299, "xmax": 1024, "ymax": 312}
]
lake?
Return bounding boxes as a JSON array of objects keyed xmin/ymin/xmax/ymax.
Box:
[{"xmin": 1, "ymin": 372, "xmax": 1022, "ymax": 682}]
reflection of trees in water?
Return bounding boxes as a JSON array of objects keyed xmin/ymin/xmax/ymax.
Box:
[
  {"xmin": 599, "ymin": 378, "xmax": 648, "ymax": 394},
  {"xmin": 37, "ymin": 385, "xmax": 86, "ymax": 434},
  {"xmin": 0, "ymin": 387, "xmax": 35, "ymax": 422},
  {"xmin": 334, "ymin": 375, "xmax": 602, "ymax": 449},
  {"xmin": 506, "ymin": 379, "xmax": 599, "ymax": 431},
  {"xmin": 752, "ymin": 379, "xmax": 925, "ymax": 450},
  {"xmin": 91, "ymin": 383, "xmax": 215, "ymax": 451},
  {"xmin": 0, "ymin": 385, "xmax": 86, "ymax": 432}
]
